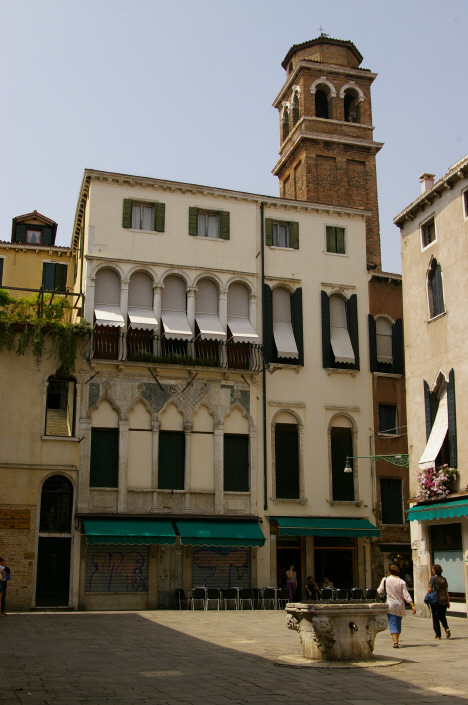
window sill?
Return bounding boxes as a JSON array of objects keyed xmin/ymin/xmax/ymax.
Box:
[
  {"xmin": 327, "ymin": 500, "xmax": 362, "ymax": 507},
  {"xmin": 267, "ymin": 362, "xmax": 301, "ymax": 374},
  {"xmin": 428, "ymin": 310, "xmax": 447, "ymax": 324},
  {"xmin": 325, "ymin": 251, "xmax": 348, "ymax": 257},
  {"xmin": 269, "ymin": 245, "xmax": 295, "ymax": 251},
  {"xmin": 195, "ymin": 236, "xmax": 225, "ymax": 242},
  {"xmin": 42, "ymin": 435, "xmax": 80, "ymax": 442},
  {"xmin": 271, "ymin": 497, "xmax": 307, "ymax": 504},
  {"xmin": 325, "ymin": 367, "xmax": 358, "ymax": 377},
  {"xmin": 127, "ymin": 228, "xmax": 161, "ymax": 234}
]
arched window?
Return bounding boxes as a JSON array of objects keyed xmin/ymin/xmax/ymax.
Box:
[
  {"xmin": 45, "ymin": 374, "xmax": 76, "ymax": 437},
  {"xmin": 329, "ymin": 294, "xmax": 355, "ymax": 364},
  {"xmin": 282, "ymin": 106, "xmax": 290, "ymax": 141},
  {"xmin": 195, "ymin": 278, "xmax": 225, "ymax": 362},
  {"xmin": 292, "ymin": 92, "xmax": 299, "ymax": 126},
  {"xmin": 127, "ymin": 271, "xmax": 157, "ymax": 359},
  {"xmin": 274, "ymin": 413, "xmax": 300, "ymax": 499},
  {"xmin": 227, "ymin": 282, "xmax": 258, "ymax": 369},
  {"xmin": 428, "ymin": 259, "xmax": 445, "ymax": 318},
  {"xmin": 375, "ymin": 317, "xmax": 393, "ymax": 364},
  {"xmin": 39, "ymin": 476, "xmax": 73, "ymax": 533},
  {"xmin": 344, "ymin": 89, "xmax": 360, "ymax": 123},
  {"xmin": 315, "ymin": 89, "xmax": 329, "ymax": 119},
  {"xmin": 161, "ymin": 275, "xmax": 191, "ymax": 354},
  {"xmin": 330, "ymin": 418, "xmax": 355, "ymax": 501},
  {"xmin": 94, "ymin": 268, "xmax": 123, "ymax": 360}
]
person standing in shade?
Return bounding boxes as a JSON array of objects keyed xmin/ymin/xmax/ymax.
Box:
[
  {"xmin": 377, "ymin": 564, "xmax": 416, "ymax": 648},
  {"xmin": 286, "ymin": 565, "xmax": 297, "ymax": 603},
  {"xmin": 305, "ymin": 575, "xmax": 320, "ymax": 601},
  {"xmin": 428, "ymin": 564, "xmax": 451, "ymax": 640}
]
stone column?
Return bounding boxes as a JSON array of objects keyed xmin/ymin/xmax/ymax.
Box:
[
  {"xmin": 153, "ymin": 283, "xmax": 163, "ymax": 355},
  {"xmin": 219, "ymin": 289, "xmax": 228, "ymax": 366},
  {"xmin": 120, "ymin": 280, "xmax": 129, "ymax": 360},
  {"xmin": 84, "ymin": 276, "xmax": 95, "ymax": 326},
  {"xmin": 183, "ymin": 423, "xmax": 193, "ymax": 512},
  {"xmin": 214, "ymin": 424, "xmax": 224, "ymax": 514},
  {"xmin": 118, "ymin": 417, "xmax": 129, "ymax": 512},
  {"xmin": 151, "ymin": 420, "xmax": 160, "ymax": 510},
  {"xmin": 249, "ymin": 426, "xmax": 257, "ymax": 514},
  {"xmin": 249, "ymin": 292, "xmax": 257, "ymax": 332}
]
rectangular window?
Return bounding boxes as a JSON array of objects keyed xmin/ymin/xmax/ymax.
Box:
[
  {"xmin": 421, "ymin": 217, "xmax": 435, "ymax": 248},
  {"xmin": 26, "ymin": 229, "xmax": 42, "ymax": 244},
  {"xmin": 198, "ymin": 211, "xmax": 219, "ymax": 238},
  {"xmin": 380, "ymin": 478, "xmax": 403, "ymax": 524},
  {"xmin": 464, "ymin": 190, "xmax": 468, "ymax": 218},
  {"xmin": 378, "ymin": 404, "xmax": 397, "ymax": 434},
  {"xmin": 42, "ymin": 263, "xmax": 68, "ymax": 293},
  {"xmin": 326, "ymin": 226, "xmax": 346, "ymax": 254},
  {"xmin": 158, "ymin": 431, "xmax": 185, "ymax": 490},
  {"xmin": 90, "ymin": 428, "xmax": 119, "ymax": 488},
  {"xmin": 265, "ymin": 218, "xmax": 299, "ymax": 249},
  {"xmin": 224, "ymin": 435, "xmax": 249, "ymax": 492},
  {"xmin": 331, "ymin": 427, "xmax": 355, "ymax": 501},
  {"xmin": 275, "ymin": 423, "xmax": 299, "ymax": 499},
  {"xmin": 45, "ymin": 377, "xmax": 75, "ymax": 437},
  {"xmin": 132, "ymin": 203, "xmax": 154, "ymax": 230}
]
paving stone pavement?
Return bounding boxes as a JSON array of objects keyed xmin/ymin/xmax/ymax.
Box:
[{"xmin": 0, "ymin": 610, "xmax": 467, "ymax": 705}]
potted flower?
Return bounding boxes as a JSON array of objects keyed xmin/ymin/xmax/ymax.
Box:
[{"xmin": 417, "ymin": 464, "xmax": 459, "ymax": 500}]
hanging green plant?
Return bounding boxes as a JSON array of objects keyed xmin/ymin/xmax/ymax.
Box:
[{"xmin": 0, "ymin": 289, "xmax": 91, "ymax": 376}]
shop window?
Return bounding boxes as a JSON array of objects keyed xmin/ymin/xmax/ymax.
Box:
[{"xmin": 224, "ymin": 434, "xmax": 249, "ymax": 492}]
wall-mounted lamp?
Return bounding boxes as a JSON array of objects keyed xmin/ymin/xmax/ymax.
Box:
[{"xmin": 344, "ymin": 454, "xmax": 409, "ymax": 473}]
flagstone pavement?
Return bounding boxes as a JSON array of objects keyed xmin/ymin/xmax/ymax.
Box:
[{"xmin": 1, "ymin": 609, "xmax": 467, "ymax": 704}]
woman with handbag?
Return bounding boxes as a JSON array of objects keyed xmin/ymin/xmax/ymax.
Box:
[
  {"xmin": 427, "ymin": 564, "xmax": 451, "ymax": 640},
  {"xmin": 377, "ymin": 564, "xmax": 416, "ymax": 648}
]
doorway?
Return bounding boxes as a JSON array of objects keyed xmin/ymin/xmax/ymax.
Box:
[{"xmin": 277, "ymin": 537, "xmax": 303, "ymax": 600}]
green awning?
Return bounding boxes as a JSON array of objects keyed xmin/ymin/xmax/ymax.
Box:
[
  {"xmin": 82, "ymin": 518, "xmax": 177, "ymax": 545},
  {"xmin": 175, "ymin": 520, "xmax": 265, "ymax": 547},
  {"xmin": 271, "ymin": 517, "xmax": 380, "ymax": 538},
  {"xmin": 407, "ymin": 498, "xmax": 468, "ymax": 522}
]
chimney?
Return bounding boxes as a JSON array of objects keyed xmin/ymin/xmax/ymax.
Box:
[{"xmin": 419, "ymin": 173, "xmax": 435, "ymax": 193}]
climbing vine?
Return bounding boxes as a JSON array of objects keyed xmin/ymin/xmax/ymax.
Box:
[{"xmin": 0, "ymin": 289, "xmax": 90, "ymax": 376}]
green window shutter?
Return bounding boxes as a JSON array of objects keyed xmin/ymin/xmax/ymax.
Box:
[
  {"xmin": 54, "ymin": 264, "xmax": 68, "ymax": 293},
  {"xmin": 224, "ymin": 435, "xmax": 249, "ymax": 491},
  {"xmin": 392, "ymin": 318, "xmax": 404, "ymax": 375},
  {"xmin": 188, "ymin": 207, "xmax": 198, "ymax": 236},
  {"xmin": 265, "ymin": 218, "xmax": 273, "ymax": 246},
  {"xmin": 220, "ymin": 211, "xmax": 230, "ymax": 240},
  {"xmin": 42, "ymin": 263, "xmax": 56, "ymax": 291},
  {"xmin": 380, "ymin": 479, "xmax": 403, "ymax": 524},
  {"xmin": 275, "ymin": 424, "xmax": 299, "ymax": 499},
  {"xmin": 368, "ymin": 314, "xmax": 377, "ymax": 372},
  {"xmin": 155, "ymin": 202, "xmax": 165, "ymax": 232},
  {"xmin": 321, "ymin": 290, "xmax": 332, "ymax": 368},
  {"xmin": 336, "ymin": 227, "xmax": 345, "ymax": 253},
  {"xmin": 424, "ymin": 380, "xmax": 432, "ymax": 441},
  {"xmin": 326, "ymin": 226, "xmax": 335, "ymax": 252},
  {"xmin": 331, "ymin": 428, "xmax": 354, "ymax": 501},
  {"xmin": 42, "ymin": 228, "xmax": 53, "ymax": 245},
  {"xmin": 291, "ymin": 287, "xmax": 304, "ymax": 366},
  {"xmin": 15, "ymin": 223, "xmax": 26, "ymax": 243},
  {"xmin": 90, "ymin": 429, "xmax": 119, "ymax": 488},
  {"xmin": 447, "ymin": 369, "xmax": 458, "ymax": 468},
  {"xmin": 290, "ymin": 221, "xmax": 299, "ymax": 249},
  {"xmin": 346, "ymin": 294, "xmax": 359, "ymax": 370},
  {"xmin": 122, "ymin": 199, "xmax": 133, "ymax": 228},
  {"xmin": 158, "ymin": 431, "xmax": 185, "ymax": 489}
]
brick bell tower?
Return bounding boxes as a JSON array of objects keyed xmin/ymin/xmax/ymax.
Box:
[{"xmin": 272, "ymin": 35, "xmax": 383, "ymax": 270}]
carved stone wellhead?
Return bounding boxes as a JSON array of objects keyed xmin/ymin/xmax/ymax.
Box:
[{"xmin": 286, "ymin": 602, "xmax": 388, "ymax": 661}]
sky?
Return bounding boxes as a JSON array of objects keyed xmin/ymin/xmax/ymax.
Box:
[{"xmin": 1, "ymin": 0, "xmax": 467, "ymax": 274}]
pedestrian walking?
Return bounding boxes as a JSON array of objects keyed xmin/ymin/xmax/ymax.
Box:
[
  {"xmin": 428, "ymin": 564, "xmax": 451, "ymax": 640},
  {"xmin": 378, "ymin": 563, "xmax": 416, "ymax": 648}
]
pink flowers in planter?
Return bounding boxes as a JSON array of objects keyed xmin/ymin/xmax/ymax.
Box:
[{"xmin": 417, "ymin": 464, "xmax": 458, "ymax": 500}]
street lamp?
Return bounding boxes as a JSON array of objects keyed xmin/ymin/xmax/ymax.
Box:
[{"xmin": 344, "ymin": 454, "xmax": 409, "ymax": 472}]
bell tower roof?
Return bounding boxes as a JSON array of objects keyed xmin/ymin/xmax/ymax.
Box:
[{"xmin": 282, "ymin": 36, "xmax": 364, "ymax": 72}]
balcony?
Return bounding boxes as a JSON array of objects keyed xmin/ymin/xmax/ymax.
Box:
[{"xmin": 83, "ymin": 327, "xmax": 264, "ymax": 372}]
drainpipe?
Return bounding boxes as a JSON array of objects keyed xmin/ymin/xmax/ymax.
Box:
[{"xmin": 261, "ymin": 203, "xmax": 268, "ymax": 511}]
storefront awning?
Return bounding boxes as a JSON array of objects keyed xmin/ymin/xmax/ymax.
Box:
[
  {"xmin": 94, "ymin": 305, "xmax": 125, "ymax": 328},
  {"xmin": 407, "ymin": 498, "xmax": 468, "ymax": 522},
  {"xmin": 227, "ymin": 316, "xmax": 259, "ymax": 343},
  {"xmin": 82, "ymin": 518, "xmax": 177, "ymax": 545},
  {"xmin": 161, "ymin": 310, "xmax": 193, "ymax": 340},
  {"xmin": 175, "ymin": 520, "xmax": 265, "ymax": 547},
  {"xmin": 128, "ymin": 307, "xmax": 158, "ymax": 331},
  {"xmin": 195, "ymin": 313, "xmax": 226, "ymax": 340},
  {"xmin": 271, "ymin": 517, "xmax": 380, "ymax": 537}
]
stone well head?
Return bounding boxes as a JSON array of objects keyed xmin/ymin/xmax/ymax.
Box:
[{"xmin": 286, "ymin": 602, "xmax": 389, "ymax": 661}]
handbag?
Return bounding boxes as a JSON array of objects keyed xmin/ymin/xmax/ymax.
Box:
[
  {"xmin": 381, "ymin": 578, "xmax": 387, "ymax": 602},
  {"xmin": 424, "ymin": 576, "xmax": 438, "ymax": 605}
]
